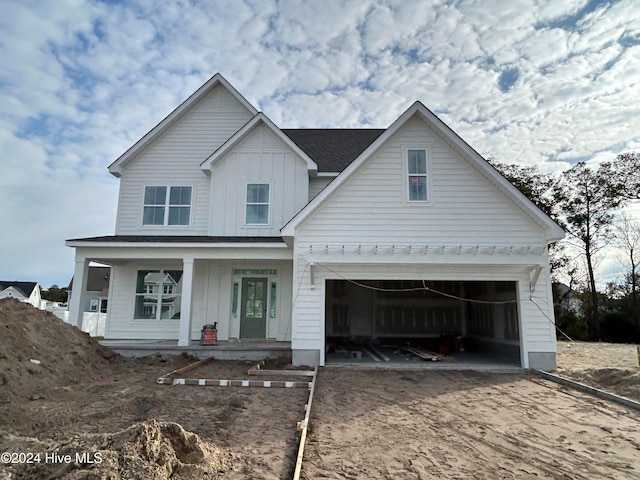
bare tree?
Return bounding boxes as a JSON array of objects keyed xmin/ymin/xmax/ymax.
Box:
[
  {"xmin": 553, "ymin": 162, "xmax": 625, "ymax": 338},
  {"xmin": 614, "ymin": 212, "xmax": 640, "ymax": 327}
]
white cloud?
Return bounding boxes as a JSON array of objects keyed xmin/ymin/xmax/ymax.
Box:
[{"xmin": 1, "ymin": 0, "xmax": 639, "ymax": 288}]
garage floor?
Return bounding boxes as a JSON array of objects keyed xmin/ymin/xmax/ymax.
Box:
[{"xmin": 325, "ymin": 342, "xmax": 522, "ymax": 371}]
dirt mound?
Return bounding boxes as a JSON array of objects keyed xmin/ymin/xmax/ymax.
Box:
[
  {"xmin": 1, "ymin": 420, "xmax": 232, "ymax": 479},
  {"xmin": 560, "ymin": 368, "xmax": 640, "ymax": 402},
  {"xmin": 0, "ymin": 299, "xmax": 119, "ymax": 402}
]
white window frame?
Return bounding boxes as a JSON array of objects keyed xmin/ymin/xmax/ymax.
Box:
[
  {"xmin": 142, "ymin": 186, "xmax": 193, "ymax": 226},
  {"xmin": 134, "ymin": 269, "xmax": 184, "ymax": 321},
  {"xmin": 245, "ymin": 183, "xmax": 271, "ymax": 225},
  {"xmin": 405, "ymin": 147, "xmax": 431, "ymax": 203}
]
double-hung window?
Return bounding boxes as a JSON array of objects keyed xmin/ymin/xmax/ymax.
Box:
[
  {"xmin": 134, "ymin": 270, "xmax": 183, "ymax": 320},
  {"xmin": 143, "ymin": 186, "xmax": 192, "ymax": 226},
  {"xmin": 246, "ymin": 183, "xmax": 270, "ymax": 225},
  {"xmin": 407, "ymin": 149, "xmax": 428, "ymax": 201}
]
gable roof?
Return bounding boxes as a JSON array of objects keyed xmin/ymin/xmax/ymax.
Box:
[
  {"xmin": 0, "ymin": 281, "xmax": 38, "ymax": 297},
  {"xmin": 282, "ymin": 129, "xmax": 385, "ymax": 173},
  {"xmin": 201, "ymin": 113, "xmax": 318, "ymax": 173},
  {"xmin": 282, "ymin": 101, "xmax": 565, "ymax": 243},
  {"xmin": 108, "ymin": 73, "xmax": 258, "ymax": 178}
]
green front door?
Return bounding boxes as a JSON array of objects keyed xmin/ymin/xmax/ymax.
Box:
[{"xmin": 240, "ymin": 277, "xmax": 268, "ymax": 338}]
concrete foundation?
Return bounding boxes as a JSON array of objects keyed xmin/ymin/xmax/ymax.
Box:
[
  {"xmin": 293, "ymin": 349, "xmax": 321, "ymax": 367},
  {"xmin": 528, "ymin": 351, "xmax": 556, "ymax": 371},
  {"xmin": 100, "ymin": 340, "xmax": 292, "ymax": 361}
]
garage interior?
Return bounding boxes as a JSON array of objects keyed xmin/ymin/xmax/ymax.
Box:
[{"xmin": 325, "ymin": 279, "xmax": 521, "ymax": 366}]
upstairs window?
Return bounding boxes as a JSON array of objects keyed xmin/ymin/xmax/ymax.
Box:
[
  {"xmin": 246, "ymin": 183, "xmax": 270, "ymax": 225},
  {"xmin": 143, "ymin": 186, "xmax": 192, "ymax": 225},
  {"xmin": 407, "ymin": 149, "xmax": 428, "ymax": 201}
]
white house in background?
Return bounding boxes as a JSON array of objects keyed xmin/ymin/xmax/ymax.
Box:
[
  {"xmin": 0, "ymin": 281, "xmax": 42, "ymax": 308},
  {"xmin": 66, "ymin": 74, "xmax": 564, "ymax": 370}
]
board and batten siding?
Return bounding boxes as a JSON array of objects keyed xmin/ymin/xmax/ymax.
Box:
[
  {"xmin": 209, "ymin": 124, "xmax": 309, "ymax": 236},
  {"xmin": 106, "ymin": 259, "xmax": 294, "ymax": 342},
  {"xmin": 115, "ymin": 84, "xmax": 254, "ymax": 235},
  {"xmin": 297, "ymin": 116, "xmax": 547, "ymax": 246},
  {"xmin": 105, "ymin": 263, "xmax": 181, "ymax": 340},
  {"xmin": 189, "ymin": 260, "xmax": 293, "ymax": 340}
]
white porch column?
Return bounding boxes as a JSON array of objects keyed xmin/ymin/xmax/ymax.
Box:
[
  {"xmin": 69, "ymin": 257, "xmax": 90, "ymax": 329},
  {"xmin": 178, "ymin": 257, "xmax": 195, "ymax": 347}
]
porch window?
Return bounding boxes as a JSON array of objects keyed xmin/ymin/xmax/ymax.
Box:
[
  {"xmin": 245, "ymin": 183, "xmax": 270, "ymax": 225},
  {"xmin": 270, "ymin": 282, "xmax": 277, "ymax": 318},
  {"xmin": 143, "ymin": 186, "xmax": 192, "ymax": 226},
  {"xmin": 134, "ymin": 269, "xmax": 183, "ymax": 320},
  {"xmin": 231, "ymin": 282, "xmax": 239, "ymax": 318},
  {"xmin": 407, "ymin": 149, "xmax": 428, "ymax": 201}
]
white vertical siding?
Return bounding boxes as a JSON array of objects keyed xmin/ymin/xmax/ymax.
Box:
[
  {"xmin": 115, "ymin": 85, "xmax": 254, "ymax": 235},
  {"xmin": 105, "ymin": 263, "xmax": 181, "ymax": 339},
  {"xmin": 209, "ymin": 124, "xmax": 309, "ymax": 236},
  {"xmin": 188, "ymin": 260, "xmax": 293, "ymax": 341}
]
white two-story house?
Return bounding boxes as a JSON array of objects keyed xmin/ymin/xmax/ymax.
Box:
[{"xmin": 67, "ymin": 74, "xmax": 564, "ymax": 370}]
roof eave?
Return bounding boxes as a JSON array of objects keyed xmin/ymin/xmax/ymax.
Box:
[
  {"xmin": 282, "ymin": 102, "xmax": 565, "ymax": 239},
  {"xmin": 108, "ymin": 73, "xmax": 258, "ymax": 175},
  {"xmin": 200, "ymin": 112, "xmax": 318, "ymax": 173}
]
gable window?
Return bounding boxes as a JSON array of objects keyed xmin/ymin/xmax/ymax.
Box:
[
  {"xmin": 407, "ymin": 149, "xmax": 428, "ymax": 201},
  {"xmin": 134, "ymin": 269, "xmax": 183, "ymax": 320},
  {"xmin": 143, "ymin": 186, "xmax": 192, "ymax": 226},
  {"xmin": 246, "ymin": 183, "xmax": 270, "ymax": 225}
]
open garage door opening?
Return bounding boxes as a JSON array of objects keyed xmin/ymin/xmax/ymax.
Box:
[{"xmin": 325, "ymin": 279, "xmax": 521, "ymax": 367}]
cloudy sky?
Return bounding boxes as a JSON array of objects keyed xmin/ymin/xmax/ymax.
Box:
[{"xmin": 1, "ymin": 0, "xmax": 639, "ymax": 289}]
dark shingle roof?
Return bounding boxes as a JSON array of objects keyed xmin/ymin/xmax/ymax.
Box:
[
  {"xmin": 0, "ymin": 281, "xmax": 37, "ymax": 297},
  {"xmin": 67, "ymin": 236, "xmax": 285, "ymax": 244},
  {"xmin": 282, "ymin": 129, "xmax": 385, "ymax": 172}
]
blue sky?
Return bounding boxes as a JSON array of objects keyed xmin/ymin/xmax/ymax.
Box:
[{"xmin": 1, "ymin": 0, "xmax": 639, "ymax": 289}]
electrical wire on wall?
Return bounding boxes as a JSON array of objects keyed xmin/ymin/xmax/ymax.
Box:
[
  {"xmin": 527, "ymin": 292, "xmax": 574, "ymax": 342},
  {"xmin": 312, "ymin": 261, "xmax": 519, "ymax": 305},
  {"xmin": 305, "ymin": 259, "xmax": 575, "ymax": 342},
  {"xmin": 283, "ymin": 261, "xmax": 310, "ymax": 340}
]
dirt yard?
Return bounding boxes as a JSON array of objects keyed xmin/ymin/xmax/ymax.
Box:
[{"xmin": 1, "ymin": 299, "xmax": 639, "ymax": 479}]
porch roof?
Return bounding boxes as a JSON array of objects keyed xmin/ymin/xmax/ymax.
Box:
[
  {"xmin": 67, "ymin": 235, "xmax": 286, "ymax": 244},
  {"xmin": 65, "ymin": 235, "xmax": 292, "ymax": 262}
]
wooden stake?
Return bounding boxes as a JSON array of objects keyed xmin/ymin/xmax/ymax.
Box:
[
  {"xmin": 293, "ymin": 366, "xmax": 318, "ymax": 480},
  {"xmin": 156, "ymin": 356, "xmax": 215, "ymax": 384}
]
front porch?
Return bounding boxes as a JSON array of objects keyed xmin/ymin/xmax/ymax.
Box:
[
  {"xmin": 100, "ymin": 339, "xmax": 292, "ymax": 361},
  {"xmin": 65, "ymin": 236, "xmax": 295, "ymax": 347}
]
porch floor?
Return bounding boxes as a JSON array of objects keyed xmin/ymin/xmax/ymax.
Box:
[{"xmin": 99, "ymin": 339, "xmax": 292, "ymax": 361}]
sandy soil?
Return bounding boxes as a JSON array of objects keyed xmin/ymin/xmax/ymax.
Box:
[
  {"xmin": 301, "ymin": 369, "xmax": 640, "ymax": 480},
  {"xmin": 1, "ymin": 299, "xmax": 639, "ymax": 479},
  {"xmin": 0, "ymin": 300, "xmax": 307, "ymax": 479},
  {"xmin": 556, "ymin": 341, "xmax": 640, "ymax": 401}
]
